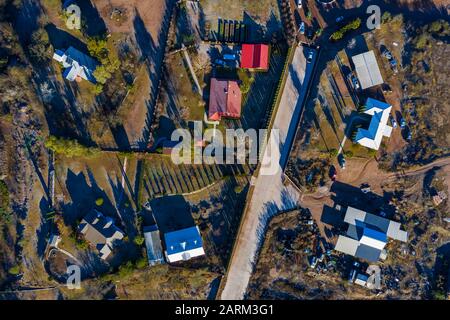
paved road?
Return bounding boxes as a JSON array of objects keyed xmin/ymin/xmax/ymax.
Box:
[{"xmin": 220, "ymin": 45, "xmax": 318, "ymax": 300}]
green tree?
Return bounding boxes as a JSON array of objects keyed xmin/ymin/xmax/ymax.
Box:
[
  {"xmin": 134, "ymin": 235, "xmax": 145, "ymax": 246},
  {"xmin": 382, "ymin": 12, "xmax": 392, "ymax": 23},
  {"xmin": 29, "ymin": 29, "xmax": 51, "ymax": 63}
]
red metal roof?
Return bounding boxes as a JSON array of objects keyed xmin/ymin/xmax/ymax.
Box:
[
  {"xmin": 208, "ymin": 78, "xmax": 242, "ymax": 121},
  {"xmin": 241, "ymin": 44, "xmax": 269, "ymax": 70}
]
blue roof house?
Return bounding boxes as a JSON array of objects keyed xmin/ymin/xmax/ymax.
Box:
[
  {"xmin": 53, "ymin": 47, "xmax": 98, "ymax": 83},
  {"xmin": 163, "ymin": 226, "xmax": 205, "ymax": 263},
  {"xmin": 355, "ymin": 98, "xmax": 393, "ymax": 150}
]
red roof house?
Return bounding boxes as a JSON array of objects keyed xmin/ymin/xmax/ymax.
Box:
[
  {"xmin": 208, "ymin": 78, "xmax": 242, "ymax": 121},
  {"xmin": 241, "ymin": 44, "xmax": 269, "ymax": 71}
]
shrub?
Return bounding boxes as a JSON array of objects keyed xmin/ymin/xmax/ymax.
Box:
[
  {"xmin": 381, "ymin": 12, "xmax": 392, "ymax": 23},
  {"xmin": 329, "ymin": 148, "xmax": 338, "ymax": 157},
  {"xmin": 331, "ymin": 18, "xmax": 361, "ymax": 41},
  {"xmin": 344, "ymin": 150, "xmax": 354, "ymax": 158},
  {"xmin": 135, "ymin": 257, "xmax": 148, "ymax": 269},
  {"xmin": 95, "ymin": 198, "xmax": 104, "ymax": 206},
  {"xmin": 8, "ymin": 265, "xmax": 20, "ymax": 275},
  {"xmin": 133, "ymin": 235, "xmax": 145, "ymax": 246}
]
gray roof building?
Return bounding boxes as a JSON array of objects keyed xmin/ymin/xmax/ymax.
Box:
[
  {"xmin": 143, "ymin": 225, "xmax": 164, "ymax": 266},
  {"xmin": 78, "ymin": 210, "xmax": 124, "ymax": 260},
  {"xmin": 334, "ymin": 206, "xmax": 408, "ymax": 262},
  {"xmin": 352, "ymin": 51, "xmax": 384, "ymax": 89}
]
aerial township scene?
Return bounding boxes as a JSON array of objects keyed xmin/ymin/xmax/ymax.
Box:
[{"xmin": 0, "ymin": 0, "xmax": 449, "ymax": 304}]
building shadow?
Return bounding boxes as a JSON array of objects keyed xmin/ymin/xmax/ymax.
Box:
[{"xmin": 147, "ymin": 195, "xmax": 195, "ymax": 234}]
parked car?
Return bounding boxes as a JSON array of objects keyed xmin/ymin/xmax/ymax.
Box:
[
  {"xmin": 336, "ymin": 16, "xmax": 344, "ymax": 23},
  {"xmin": 348, "ymin": 74, "xmax": 360, "ymax": 90},
  {"xmin": 390, "ymin": 116, "xmax": 397, "ymax": 128},
  {"xmin": 383, "ymin": 50, "xmax": 392, "ymax": 60},
  {"xmin": 307, "ymin": 50, "xmax": 314, "ymax": 63},
  {"xmin": 299, "ymin": 21, "xmax": 305, "ymax": 34},
  {"xmin": 338, "ymin": 154, "xmax": 346, "ymax": 169},
  {"xmin": 406, "ymin": 131, "xmax": 412, "ymax": 141},
  {"xmin": 400, "ymin": 117, "xmax": 406, "ymax": 128},
  {"xmin": 296, "ymin": 0, "xmax": 302, "ymax": 9}
]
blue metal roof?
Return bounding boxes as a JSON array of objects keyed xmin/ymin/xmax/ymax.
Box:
[
  {"xmin": 164, "ymin": 226, "xmax": 203, "ymax": 255},
  {"xmin": 355, "ymin": 98, "xmax": 391, "ymax": 142},
  {"xmin": 363, "ymin": 227, "xmax": 387, "ymax": 243},
  {"xmin": 365, "ymin": 98, "xmax": 391, "ymax": 111}
]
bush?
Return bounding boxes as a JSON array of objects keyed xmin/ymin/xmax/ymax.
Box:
[
  {"xmin": 8, "ymin": 265, "xmax": 20, "ymax": 275},
  {"xmin": 415, "ymin": 34, "xmax": 429, "ymax": 49},
  {"xmin": 118, "ymin": 261, "xmax": 134, "ymax": 278},
  {"xmin": 329, "ymin": 148, "xmax": 338, "ymax": 157},
  {"xmin": 133, "ymin": 235, "xmax": 145, "ymax": 246},
  {"xmin": 344, "ymin": 150, "xmax": 354, "ymax": 158},
  {"xmin": 135, "ymin": 257, "xmax": 148, "ymax": 269},
  {"xmin": 95, "ymin": 198, "xmax": 104, "ymax": 206},
  {"xmin": 331, "ymin": 18, "xmax": 361, "ymax": 41},
  {"xmin": 381, "ymin": 12, "xmax": 392, "ymax": 24}
]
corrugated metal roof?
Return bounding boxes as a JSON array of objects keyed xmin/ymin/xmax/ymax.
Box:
[
  {"xmin": 164, "ymin": 226, "xmax": 203, "ymax": 255},
  {"xmin": 352, "ymin": 51, "xmax": 384, "ymax": 89},
  {"xmin": 144, "ymin": 226, "xmax": 164, "ymax": 266}
]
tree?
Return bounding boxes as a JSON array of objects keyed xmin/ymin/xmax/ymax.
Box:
[
  {"xmin": 381, "ymin": 12, "xmax": 392, "ymax": 24},
  {"xmin": 45, "ymin": 136, "xmax": 100, "ymax": 157},
  {"xmin": 134, "ymin": 235, "xmax": 145, "ymax": 246},
  {"xmin": 87, "ymin": 37, "xmax": 121, "ymax": 86},
  {"xmin": 29, "ymin": 29, "xmax": 51, "ymax": 63}
]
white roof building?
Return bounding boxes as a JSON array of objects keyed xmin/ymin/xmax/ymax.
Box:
[
  {"xmin": 53, "ymin": 47, "xmax": 98, "ymax": 83},
  {"xmin": 352, "ymin": 50, "xmax": 384, "ymax": 89},
  {"xmin": 355, "ymin": 98, "xmax": 392, "ymax": 150},
  {"xmin": 334, "ymin": 206, "xmax": 408, "ymax": 262}
]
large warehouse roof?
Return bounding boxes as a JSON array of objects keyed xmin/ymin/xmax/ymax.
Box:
[{"xmin": 352, "ymin": 50, "xmax": 384, "ymax": 89}]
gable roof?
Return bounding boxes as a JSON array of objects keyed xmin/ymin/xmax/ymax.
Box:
[
  {"xmin": 352, "ymin": 50, "xmax": 384, "ymax": 89},
  {"xmin": 355, "ymin": 98, "xmax": 392, "ymax": 150},
  {"xmin": 164, "ymin": 226, "xmax": 203, "ymax": 256},
  {"xmin": 208, "ymin": 78, "xmax": 242, "ymax": 121},
  {"xmin": 334, "ymin": 206, "xmax": 408, "ymax": 262},
  {"xmin": 241, "ymin": 44, "xmax": 269, "ymax": 70},
  {"xmin": 53, "ymin": 46, "xmax": 98, "ymax": 83},
  {"xmin": 79, "ymin": 210, "xmax": 124, "ymax": 259}
]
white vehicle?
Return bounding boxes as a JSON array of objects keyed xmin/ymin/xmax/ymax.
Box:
[
  {"xmin": 296, "ymin": 0, "xmax": 302, "ymax": 9},
  {"xmin": 307, "ymin": 50, "xmax": 313, "ymax": 63},
  {"xmin": 299, "ymin": 21, "xmax": 305, "ymax": 34}
]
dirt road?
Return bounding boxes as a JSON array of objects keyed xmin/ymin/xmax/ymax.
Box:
[{"xmin": 220, "ymin": 45, "xmax": 317, "ymax": 300}]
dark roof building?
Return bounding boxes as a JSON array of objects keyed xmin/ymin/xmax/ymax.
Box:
[
  {"xmin": 241, "ymin": 44, "xmax": 269, "ymax": 71},
  {"xmin": 208, "ymin": 78, "xmax": 242, "ymax": 121},
  {"xmin": 78, "ymin": 210, "xmax": 124, "ymax": 260}
]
